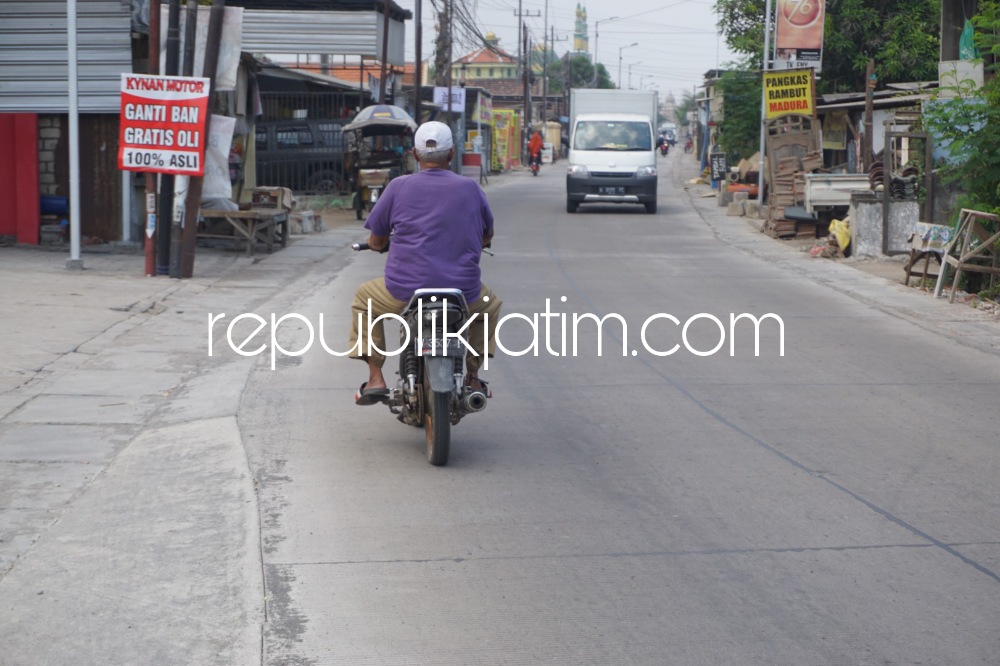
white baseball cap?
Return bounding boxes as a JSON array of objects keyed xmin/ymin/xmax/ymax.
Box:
[{"xmin": 414, "ymin": 121, "xmax": 454, "ymax": 152}]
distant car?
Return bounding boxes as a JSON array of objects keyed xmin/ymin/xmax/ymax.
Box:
[{"xmin": 254, "ymin": 119, "xmax": 347, "ymax": 194}]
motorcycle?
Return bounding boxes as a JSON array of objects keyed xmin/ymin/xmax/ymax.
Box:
[
  {"xmin": 659, "ymin": 143, "xmax": 669, "ymax": 157},
  {"xmin": 530, "ymin": 152, "xmax": 540, "ymax": 176},
  {"xmin": 351, "ymin": 242, "xmax": 492, "ymax": 466}
]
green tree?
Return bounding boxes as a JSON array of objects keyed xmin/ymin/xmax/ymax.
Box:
[
  {"xmin": 715, "ymin": 0, "xmax": 941, "ymax": 93},
  {"xmin": 923, "ymin": 0, "xmax": 1000, "ymax": 216},
  {"xmin": 675, "ymin": 90, "xmax": 697, "ymax": 128},
  {"xmin": 715, "ymin": 70, "xmax": 761, "ymax": 161},
  {"xmin": 554, "ymin": 54, "xmax": 614, "ymax": 91}
]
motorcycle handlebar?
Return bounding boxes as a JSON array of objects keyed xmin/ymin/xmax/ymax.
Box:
[{"xmin": 354, "ymin": 240, "xmax": 493, "ymax": 256}]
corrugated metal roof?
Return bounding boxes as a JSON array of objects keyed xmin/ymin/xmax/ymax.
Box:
[
  {"xmin": 226, "ymin": 0, "xmax": 411, "ymax": 22},
  {"xmin": 241, "ymin": 9, "xmax": 406, "ymax": 65},
  {"xmin": 0, "ymin": 0, "xmax": 133, "ymax": 113},
  {"xmin": 816, "ymin": 93, "xmax": 928, "ymax": 112}
]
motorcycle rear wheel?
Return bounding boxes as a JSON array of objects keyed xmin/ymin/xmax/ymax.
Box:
[{"xmin": 425, "ymin": 390, "xmax": 451, "ymax": 466}]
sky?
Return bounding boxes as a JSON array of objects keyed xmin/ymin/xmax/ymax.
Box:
[{"xmin": 391, "ymin": 0, "xmax": 740, "ymax": 102}]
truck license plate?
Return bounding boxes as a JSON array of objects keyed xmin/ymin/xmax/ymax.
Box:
[{"xmin": 598, "ymin": 186, "xmax": 624, "ymax": 195}]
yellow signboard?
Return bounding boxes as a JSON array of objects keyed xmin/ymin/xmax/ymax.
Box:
[
  {"xmin": 822, "ymin": 110, "xmax": 848, "ymax": 150},
  {"xmin": 763, "ymin": 70, "xmax": 815, "ymax": 119}
]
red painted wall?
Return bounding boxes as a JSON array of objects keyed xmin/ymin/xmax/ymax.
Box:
[{"xmin": 0, "ymin": 114, "xmax": 40, "ymax": 244}]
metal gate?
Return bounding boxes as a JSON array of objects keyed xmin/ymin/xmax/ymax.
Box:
[{"xmin": 255, "ymin": 92, "xmax": 355, "ymax": 194}]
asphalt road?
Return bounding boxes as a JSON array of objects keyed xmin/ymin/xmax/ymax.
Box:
[{"xmin": 240, "ymin": 152, "xmax": 1000, "ymax": 665}]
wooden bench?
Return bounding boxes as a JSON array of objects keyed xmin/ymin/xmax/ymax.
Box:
[{"xmin": 198, "ymin": 208, "xmax": 289, "ymax": 257}]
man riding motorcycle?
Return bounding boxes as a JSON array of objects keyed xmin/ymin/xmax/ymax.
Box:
[
  {"xmin": 348, "ymin": 121, "xmax": 503, "ymax": 405},
  {"xmin": 528, "ymin": 129, "xmax": 544, "ymax": 170}
]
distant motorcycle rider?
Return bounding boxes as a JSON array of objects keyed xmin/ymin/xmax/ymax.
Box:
[{"xmin": 528, "ymin": 129, "xmax": 544, "ymax": 169}]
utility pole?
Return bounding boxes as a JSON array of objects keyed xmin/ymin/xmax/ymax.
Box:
[
  {"xmin": 628, "ymin": 61, "xmax": 641, "ymax": 90},
  {"xmin": 379, "ymin": 0, "xmax": 391, "ymax": 102},
  {"xmin": 523, "ymin": 23, "xmax": 531, "ymax": 137},
  {"xmin": 414, "ymin": 0, "xmax": 422, "ymax": 122},
  {"xmin": 446, "ymin": 0, "xmax": 453, "ymax": 130},
  {"xmin": 542, "ymin": 0, "xmax": 547, "ymax": 138},
  {"xmin": 545, "ymin": 26, "xmax": 568, "ymax": 137},
  {"xmin": 433, "ymin": 4, "xmax": 449, "ymax": 86},
  {"xmin": 513, "ymin": 2, "xmax": 540, "ymax": 162}
]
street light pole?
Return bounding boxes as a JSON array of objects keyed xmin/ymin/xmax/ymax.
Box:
[
  {"xmin": 591, "ymin": 16, "xmax": 618, "ymax": 86},
  {"xmin": 757, "ymin": 0, "xmax": 773, "ymax": 203},
  {"xmin": 618, "ymin": 42, "xmax": 637, "ymax": 89}
]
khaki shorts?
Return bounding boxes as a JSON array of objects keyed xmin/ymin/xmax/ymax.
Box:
[{"xmin": 348, "ymin": 278, "xmax": 503, "ymax": 373}]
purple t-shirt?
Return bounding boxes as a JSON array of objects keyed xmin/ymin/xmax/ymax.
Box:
[{"xmin": 364, "ymin": 168, "xmax": 494, "ymax": 304}]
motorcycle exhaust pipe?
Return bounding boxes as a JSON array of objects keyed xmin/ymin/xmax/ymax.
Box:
[{"xmin": 460, "ymin": 390, "xmax": 488, "ymax": 413}]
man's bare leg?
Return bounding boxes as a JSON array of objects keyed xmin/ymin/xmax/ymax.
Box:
[{"xmin": 366, "ymin": 357, "xmax": 387, "ymax": 390}]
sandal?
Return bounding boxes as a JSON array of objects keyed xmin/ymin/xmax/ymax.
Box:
[
  {"xmin": 465, "ymin": 376, "xmax": 493, "ymax": 398},
  {"xmin": 355, "ymin": 382, "xmax": 389, "ymax": 406}
]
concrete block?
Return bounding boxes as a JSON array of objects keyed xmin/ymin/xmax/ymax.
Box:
[
  {"xmin": 733, "ymin": 191, "xmax": 749, "ymax": 203},
  {"xmin": 40, "ymin": 224, "xmax": 65, "ymax": 245},
  {"xmin": 717, "ymin": 190, "xmax": 734, "ymax": 207},
  {"xmin": 301, "ymin": 213, "xmax": 316, "ymax": 234},
  {"xmin": 290, "ymin": 210, "xmax": 321, "ymax": 234},
  {"xmin": 744, "ymin": 201, "xmax": 762, "ymax": 219},
  {"xmin": 727, "ymin": 201, "xmax": 746, "ymax": 217}
]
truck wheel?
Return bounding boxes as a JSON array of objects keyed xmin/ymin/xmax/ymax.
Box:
[
  {"xmin": 566, "ymin": 199, "xmax": 578, "ymax": 214},
  {"xmin": 645, "ymin": 201, "xmax": 658, "ymax": 214}
]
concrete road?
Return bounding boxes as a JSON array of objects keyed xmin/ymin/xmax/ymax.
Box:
[{"xmin": 239, "ymin": 154, "xmax": 1000, "ymax": 664}]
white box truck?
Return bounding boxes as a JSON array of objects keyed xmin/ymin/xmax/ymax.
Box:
[{"xmin": 566, "ymin": 89, "xmax": 659, "ymax": 214}]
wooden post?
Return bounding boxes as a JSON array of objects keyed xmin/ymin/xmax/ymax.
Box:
[
  {"xmin": 181, "ymin": 0, "xmax": 225, "ymax": 279},
  {"xmin": 156, "ymin": 0, "xmax": 181, "ymax": 275},
  {"xmin": 863, "ymin": 59, "xmax": 875, "ymax": 172},
  {"xmin": 169, "ymin": 0, "xmax": 198, "ymax": 278}
]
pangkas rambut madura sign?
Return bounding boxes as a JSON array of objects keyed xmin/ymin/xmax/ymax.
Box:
[{"xmin": 763, "ymin": 70, "xmax": 815, "ymax": 119}]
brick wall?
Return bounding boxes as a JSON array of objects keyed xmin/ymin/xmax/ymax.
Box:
[{"xmin": 38, "ymin": 115, "xmax": 61, "ymax": 195}]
